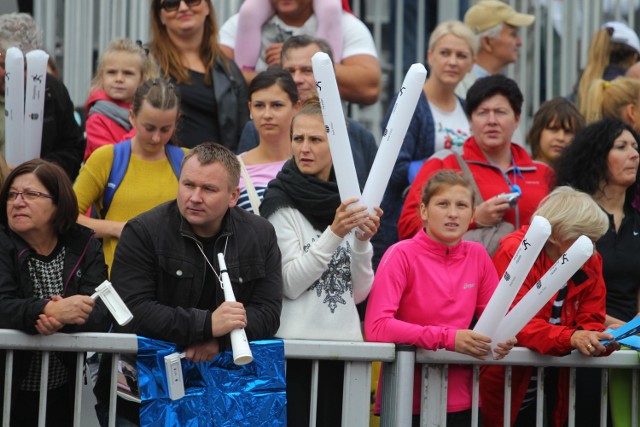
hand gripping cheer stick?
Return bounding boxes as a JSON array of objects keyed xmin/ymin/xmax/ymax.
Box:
[
  {"xmin": 492, "ymin": 235, "xmax": 595, "ymax": 346},
  {"xmin": 91, "ymin": 280, "xmax": 133, "ymax": 326},
  {"xmin": 217, "ymin": 253, "xmax": 254, "ymax": 366},
  {"xmin": 474, "ymin": 216, "xmax": 551, "ymax": 350}
]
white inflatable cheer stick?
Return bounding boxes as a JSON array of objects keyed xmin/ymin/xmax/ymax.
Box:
[
  {"xmin": 4, "ymin": 47, "xmax": 25, "ymax": 166},
  {"xmin": 91, "ymin": 280, "xmax": 134, "ymax": 326},
  {"xmin": 217, "ymin": 253, "xmax": 253, "ymax": 365},
  {"xmin": 493, "ymin": 235, "xmax": 594, "ymax": 346},
  {"xmin": 164, "ymin": 352, "xmax": 186, "ymax": 400},
  {"xmin": 474, "ymin": 216, "xmax": 551, "ymax": 344},
  {"xmin": 23, "ymin": 49, "xmax": 49, "ymax": 161},
  {"xmin": 311, "ymin": 52, "xmax": 361, "ymax": 205},
  {"xmin": 360, "ymin": 63, "xmax": 427, "ymax": 213}
]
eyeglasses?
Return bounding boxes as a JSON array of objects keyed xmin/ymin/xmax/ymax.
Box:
[
  {"xmin": 159, "ymin": 0, "xmax": 202, "ymax": 12},
  {"xmin": 7, "ymin": 191, "xmax": 56, "ymax": 203}
]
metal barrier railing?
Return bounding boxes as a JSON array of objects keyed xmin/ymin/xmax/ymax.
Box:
[
  {"xmin": 416, "ymin": 346, "xmax": 640, "ymax": 427},
  {"xmin": 2, "ymin": 330, "xmax": 638, "ymax": 427},
  {"xmin": 283, "ymin": 339, "xmax": 396, "ymax": 427},
  {"xmin": 0, "ymin": 329, "xmax": 138, "ymax": 427}
]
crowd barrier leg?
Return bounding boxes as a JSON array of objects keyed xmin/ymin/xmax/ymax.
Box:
[
  {"xmin": 73, "ymin": 352, "xmax": 84, "ymax": 427},
  {"xmin": 3, "ymin": 350, "xmax": 13, "ymax": 427},
  {"xmin": 422, "ymin": 363, "xmax": 447, "ymax": 426},
  {"xmin": 380, "ymin": 345, "xmax": 414, "ymax": 427},
  {"xmin": 342, "ymin": 361, "xmax": 372, "ymax": 427},
  {"xmin": 38, "ymin": 351, "xmax": 50, "ymax": 427}
]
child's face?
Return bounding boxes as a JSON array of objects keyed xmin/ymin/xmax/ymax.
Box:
[
  {"xmin": 129, "ymin": 100, "xmax": 178, "ymax": 156},
  {"xmin": 537, "ymin": 118, "xmax": 574, "ymax": 165},
  {"xmin": 420, "ymin": 184, "xmax": 474, "ymax": 246},
  {"xmin": 101, "ymin": 52, "xmax": 144, "ymax": 104}
]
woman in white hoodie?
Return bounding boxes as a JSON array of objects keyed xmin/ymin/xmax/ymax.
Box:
[{"xmin": 260, "ymin": 98, "xmax": 382, "ymax": 426}]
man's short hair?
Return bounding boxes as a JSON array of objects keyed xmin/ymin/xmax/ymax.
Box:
[
  {"xmin": 280, "ymin": 35, "xmax": 334, "ymax": 64},
  {"xmin": 182, "ymin": 143, "xmax": 241, "ymax": 190},
  {"xmin": 0, "ymin": 13, "xmax": 43, "ymax": 53},
  {"xmin": 464, "ymin": 0, "xmax": 534, "ymax": 34}
]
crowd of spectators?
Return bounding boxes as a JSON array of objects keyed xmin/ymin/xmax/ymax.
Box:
[{"xmin": 1, "ymin": 0, "xmax": 640, "ymax": 425}]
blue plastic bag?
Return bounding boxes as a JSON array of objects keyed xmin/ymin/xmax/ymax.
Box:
[{"xmin": 136, "ymin": 337, "xmax": 286, "ymax": 426}]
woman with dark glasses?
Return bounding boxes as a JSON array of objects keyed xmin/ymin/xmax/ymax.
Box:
[
  {"xmin": 0, "ymin": 159, "xmax": 110, "ymax": 426},
  {"xmin": 149, "ymin": 0, "xmax": 249, "ymax": 152}
]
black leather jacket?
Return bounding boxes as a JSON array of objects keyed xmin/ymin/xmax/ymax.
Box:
[
  {"xmin": 0, "ymin": 223, "xmax": 109, "ymax": 422},
  {"xmin": 111, "ymin": 200, "xmax": 283, "ymax": 346},
  {"xmin": 0, "ymin": 223, "xmax": 109, "ymax": 333}
]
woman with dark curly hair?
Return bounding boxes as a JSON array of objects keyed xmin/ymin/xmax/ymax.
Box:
[
  {"xmin": 555, "ymin": 119, "xmax": 640, "ymax": 325},
  {"xmin": 554, "ymin": 118, "xmax": 640, "ymax": 426}
]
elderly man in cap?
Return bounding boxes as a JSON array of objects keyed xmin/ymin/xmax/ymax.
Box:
[{"xmin": 456, "ymin": 0, "xmax": 534, "ymax": 97}]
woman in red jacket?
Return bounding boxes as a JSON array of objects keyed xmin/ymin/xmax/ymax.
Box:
[
  {"xmin": 480, "ymin": 186, "xmax": 619, "ymax": 427},
  {"xmin": 399, "ymin": 75, "xmax": 553, "ymax": 242}
]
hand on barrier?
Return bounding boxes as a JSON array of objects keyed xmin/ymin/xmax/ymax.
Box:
[
  {"xmin": 493, "ymin": 338, "xmax": 518, "ymax": 361},
  {"xmin": 572, "ymin": 330, "xmax": 615, "ymax": 357},
  {"xmin": 454, "ymin": 329, "xmax": 491, "ymax": 360},
  {"xmin": 35, "ymin": 312, "xmax": 64, "ymax": 335},
  {"xmin": 44, "ymin": 294, "xmax": 94, "ymax": 325},
  {"xmin": 185, "ymin": 339, "xmax": 220, "ymax": 363}
]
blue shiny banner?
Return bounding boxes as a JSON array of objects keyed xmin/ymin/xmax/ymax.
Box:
[{"xmin": 137, "ymin": 337, "xmax": 286, "ymax": 426}]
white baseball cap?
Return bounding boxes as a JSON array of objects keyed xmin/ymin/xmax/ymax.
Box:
[{"xmin": 603, "ymin": 21, "xmax": 640, "ymax": 54}]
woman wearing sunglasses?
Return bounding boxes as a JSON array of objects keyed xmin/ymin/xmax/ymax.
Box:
[
  {"xmin": 0, "ymin": 159, "xmax": 110, "ymax": 426},
  {"xmin": 149, "ymin": 0, "xmax": 249, "ymax": 151}
]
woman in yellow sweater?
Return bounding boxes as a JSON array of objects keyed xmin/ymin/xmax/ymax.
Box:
[{"xmin": 74, "ymin": 79, "xmax": 187, "ymax": 271}]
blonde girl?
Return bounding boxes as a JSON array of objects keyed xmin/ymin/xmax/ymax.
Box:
[
  {"xmin": 577, "ymin": 22, "xmax": 640, "ymax": 115},
  {"xmin": 582, "ymin": 77, "xmax": 640, "ymax": 131},
  {"xmin": 84, "ymin": 38, "xmax": 158, "ymax": 160}
]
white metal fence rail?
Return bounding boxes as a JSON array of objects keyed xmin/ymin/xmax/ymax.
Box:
[
  {"xmin": 416, "ymin": 347, "xmax": 640, "ymax": 427},
  {"xmin": 0, "ymin": 329, "xmax": 138, "ymax": 427},
  {"xmin": 283, "ymin": 340, "xmax": 396, "ymax": 427},
  {"xmin": 2, "ymin": 329, "xmax": 639, "ymax": 427}
]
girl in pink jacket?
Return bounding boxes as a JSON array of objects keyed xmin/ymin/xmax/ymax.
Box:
[{"xmin": 364, "ymin": 170, "xmax": 516, "ymax": 426}]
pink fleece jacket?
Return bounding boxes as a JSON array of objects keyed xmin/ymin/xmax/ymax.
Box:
[{"xmin": 364, "ymin": 230, "xmax": 498, "ymax": 414}]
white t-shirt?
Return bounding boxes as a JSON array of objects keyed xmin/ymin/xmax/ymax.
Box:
[
  {"xmin": 428, "ymin": 100, "xmax": 471, "ymax": 153},
  {"xmin": 219, "ymin": 11, "xmax": 379, "ymax": 72}
]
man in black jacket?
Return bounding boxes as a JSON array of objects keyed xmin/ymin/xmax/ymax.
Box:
[{"xmin": 95, "ymin": 143, "xmax": 283, "ymax": 425}]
